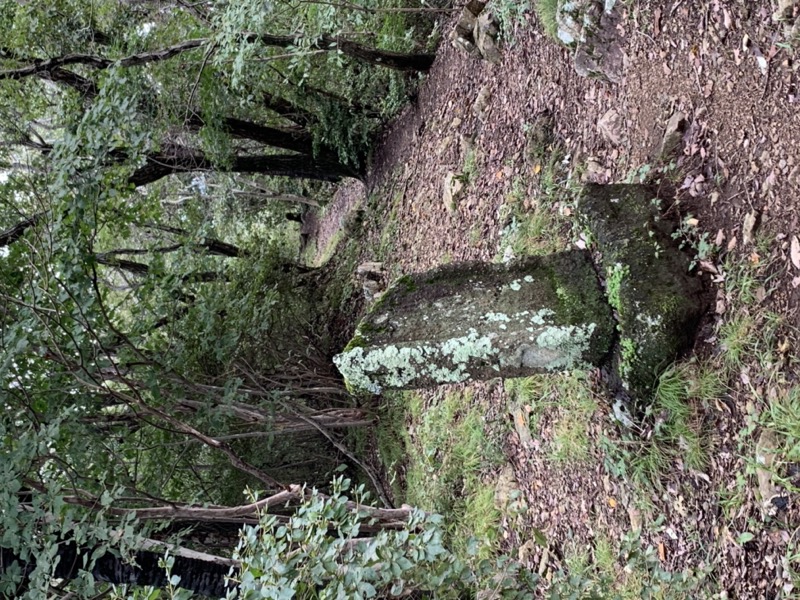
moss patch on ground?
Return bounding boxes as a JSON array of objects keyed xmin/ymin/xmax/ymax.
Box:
[{"xmin": 374, "ymin": 388, "xmax": 509, "ymax": 561}]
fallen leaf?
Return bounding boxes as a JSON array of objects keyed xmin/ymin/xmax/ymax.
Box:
[
  {"xmin": 699, "ymin": 260, "xmax": 718, "ymax": 274},
  {"xmin": 608, "ymin": 497, "xmax": 617, "ymax": 509},
  {"xmin": 658, "ymin": 542, "xmax": 666, "ymax": 562},
  {"xmin": 737, "ymin": 531, "xmax": 755, "ymax": 545},
  {"xmin": 791, "ymin": 235, "xmax": 800, "ymax": 269},
  {"xmin": 742, "ymin": 211, "xmax": 757, "ymax": 245},
  {"xmin": 533, "ymin": 163, "xmax": 542, "ymax": 174},
  {"xmin": 532, "ymin": 527, "xmax": 548, "ymax": 548},
  {"xmin": 756, "ymin": 55, "xmax": 768, "ymax": 76}
]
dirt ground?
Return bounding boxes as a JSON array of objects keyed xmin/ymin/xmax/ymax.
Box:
[{"xmin": 307, "ymin": 1, "xmax": 800, "ymax": 597}]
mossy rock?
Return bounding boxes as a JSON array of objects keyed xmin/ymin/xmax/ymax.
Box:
[
  {"xmin": 334, "ymin": 252, "xmax": 615, "ymax": 394},
  {"xmin": 578, "ymin": 183, "xmax": 706, "ymax": 399}
]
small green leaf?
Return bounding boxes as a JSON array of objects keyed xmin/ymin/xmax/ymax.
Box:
[{"xmin": 737, "ymin": 531, "xmax": 755, "ymax": 545}]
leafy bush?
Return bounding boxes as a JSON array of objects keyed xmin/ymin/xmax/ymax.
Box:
[{"xmin": 228, "ymin": 478, "xmax": 539, "ymax": 599}]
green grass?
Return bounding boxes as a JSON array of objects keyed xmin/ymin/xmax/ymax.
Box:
[
  {"xmin": 758, "ymin": 385, "xmax": 800, "ymax": 492},
  {"xmin": 468, "ymin": 223, "xmax": 482, "ymax": 247},
  {"xmin": 375, "ymin": 190, "xmax": 402, "ymax": 261},
  {"xmin": 379, "ymin": 388, "xmax": 507, "ymax": 561},
  {"xmin": 461, "ymin": 147, "xmax": 479, "ymax": 185},
  {"xmin": 491, "ymin": 0, "xmax": 533, "ymax": 42},
  {"xmin": 718, "ymin": 313, "xmax": 755, "ymax": 371},
  {"xmin": 552, "ymin": 529, "xmax": 710, "ymax": 598},
  {"xmin": 629, "ymin": 361, "xmax": 723, "ymax": 486},
  {"xmin": 533, "ymin": 0, "xmax": 559, "ymax": 40},
  {"xmin": 505, "ymin": 371, "xmax": 597, "ymax": 463},
  {"xmin": 495, "ymin": 138, "xmax": 586, "ymax": 261}
]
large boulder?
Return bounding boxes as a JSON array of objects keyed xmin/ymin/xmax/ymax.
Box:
[
  {"xmin": 334, "ymin": 252, "xmax": 615, "ymax": 394},
  {"xmin": 578, "ymin": 184, "xmax": 706, "ymax": 398}
]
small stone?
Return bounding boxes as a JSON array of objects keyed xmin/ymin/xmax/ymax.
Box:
[
  {"xmin": 581, "ymin": 159, "xmax": 605, "ymax": 182},
  {"xmin": 436, "ymin": 135, "xmax": 454, "ymax": 156},
  {"xmin": 460, "ymin": 132, "xmax": 476, "ymax": 155},
  {"xmin": 443, "ymin": 172, "xmax": 464, "ymax": 213},
  {"xmin": 494, "ymin": 464, "xmax": 518, "ymax": 507},
  {"xmin": 597, "ymin": 108, "xmax": 625, "ymax": 146},
  {"xmin": 756, "ymin": 429, "xmax": 788, "ymax": 517},
  {"xmin": 661, "ymin": 111, "xmax": 687, "ymax": 158},
  {"xmin": 773, "ymin": 0, "xmax": 799, "ymax": 22},
  {"xmin": 472, "ymin": 86, "xmax": 492, "ymax": 118}
]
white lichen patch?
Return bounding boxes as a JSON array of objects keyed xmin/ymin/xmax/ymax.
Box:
[
  {"xmin": 636, "ymin": 312, "xmax": 663, "ymax": 329},
  {"xmin": 333, "ymin": 328, "xmax": 499, "ymax": 394},
  {"xmin": 509, "ymin": 280, "xmax": 522, "ymax": 291},
  {"xmin": 483, "ymin": 312, "xmax": 511, "ymax": 323},
  {"xmin": 528, "ymin": 308, "xmax": 555, "ymax": 326},
  {"xmin": 523, "ymin": 275, "xmax": 534, "ymax": 283},
  {"xmin": 533, "ymin": 322, "xmax": 598, "ymax": 370}
]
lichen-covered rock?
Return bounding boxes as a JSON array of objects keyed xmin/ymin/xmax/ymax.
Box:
[
  {"xmin": 334, "ymin": 251, "xmax": 614, "ymax": 394},
  {"xmin": 578, "ymin": 184, "xmax": 706, "ymax": 399},
  {"xmin": 554, "ymin": 0, "xmax": 625, "ymax": 83},
  {"xmin": 474, "ymin": 12, "xmax": 502, "ymax": 64},
  {"xmin": 556, "ymin": 0, "xmax": 603, "ymax": 46},
  {"xmin": 450, "ymin": 0, "xmax": 488, "ymax": 57},
  {"xmin": 334, "ymin": 252, "xmax": 615, "ymax": 394}
]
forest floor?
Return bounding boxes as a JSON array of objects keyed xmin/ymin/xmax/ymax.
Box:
[{"xmin": 306, "ymin": 1, "xmax": 800, "ymax": 597}]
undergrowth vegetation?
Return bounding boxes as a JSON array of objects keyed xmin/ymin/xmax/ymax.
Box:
[{"xmin": 378, "ymin": 389, "xmax": 505, "ymax": 561}]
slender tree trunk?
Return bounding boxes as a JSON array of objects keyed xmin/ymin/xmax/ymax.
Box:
[
  {"xmin": 129, "ymin": 149, "xmax": 359, "ymax": 186},
  {"xmin": 0, "ymin": 212, "xmax": 45, "ymax": 247},
  {"xmin": 184, "ymin": 114, "xmax": 318, "ymax": 156},
  {"xmin": 0, "ymin": 35, "xmax": 434, "ymax": 80},
  {"xmin": 320, "ymin": 35, "xmax": 436, "ymax": 71},
  {"xmin": 262, "ymin": 92, "xmax": 317, "ymax": 127},
  {"xmin": 94, "ymin": 254, "xmax": 224, "ymax": 282}
]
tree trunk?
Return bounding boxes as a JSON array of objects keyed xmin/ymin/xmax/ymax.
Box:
[
  {"xmin": 94, "ymin": 254, "xmax": 223, "ymax": 282},
  {"xmin": 0, "ymin": 542, "xmax": 234, "ymax": 598},
  {"xmin": 262, "ymin": 92, "xmax": 317, "ymax": 128},
  {"xmin": 0, "ymin": 212, "xmax": 45, "ymax": 247},
  {"xmin": 320, "ymin": 35, "xmax": 436, "ymax": 71},
  {"xmin": 334, "ymin": 251, "xmax": 616, "ymax": 393},
  {"xmin": 184, "ymin": 114, "xmax": 320, "ymax": 157},
  {"xmin": 251, "ymin": 33, "xmax": 436, "ymax": 71},
  {"xmin": 129, "ymin": 149, "xmax": 359, "ymax": 187}
]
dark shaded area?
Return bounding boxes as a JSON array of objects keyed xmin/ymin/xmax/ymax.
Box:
[{"xmin": 1, "ymin": 542, "xmax": 235, "ymax": 598}]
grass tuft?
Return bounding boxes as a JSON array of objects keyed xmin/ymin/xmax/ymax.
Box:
[
  {"xmin": 534, "ymin": 0, "xmax": 560, "ymax": 40},
  {"xmin": 383, "ymin": 389, "xmax": 507, "ymax": 561},
  {"xmin": 629, "ymin": 361, "xmax": 722, "ymax": 485},
  {"xmin": 506, "ymin": 371, "xmax": 597, "ymax": 463}
]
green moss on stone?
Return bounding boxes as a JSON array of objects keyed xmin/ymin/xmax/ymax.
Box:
[
  {"xmin": 606, "ymin": 262, "xmax": 629, "ymax": 313},
  {"xmin": 579, "ymin": 184, "xmax": 706, "ymax": 399},
  {"xmin": 395, "ymin": 275, "xmax": 417, "ymax": 292}
]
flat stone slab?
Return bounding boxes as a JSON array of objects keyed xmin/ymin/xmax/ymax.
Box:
[{"xmin": 334, "ymin": 251, "xmax": 615, "ymax": 394}]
